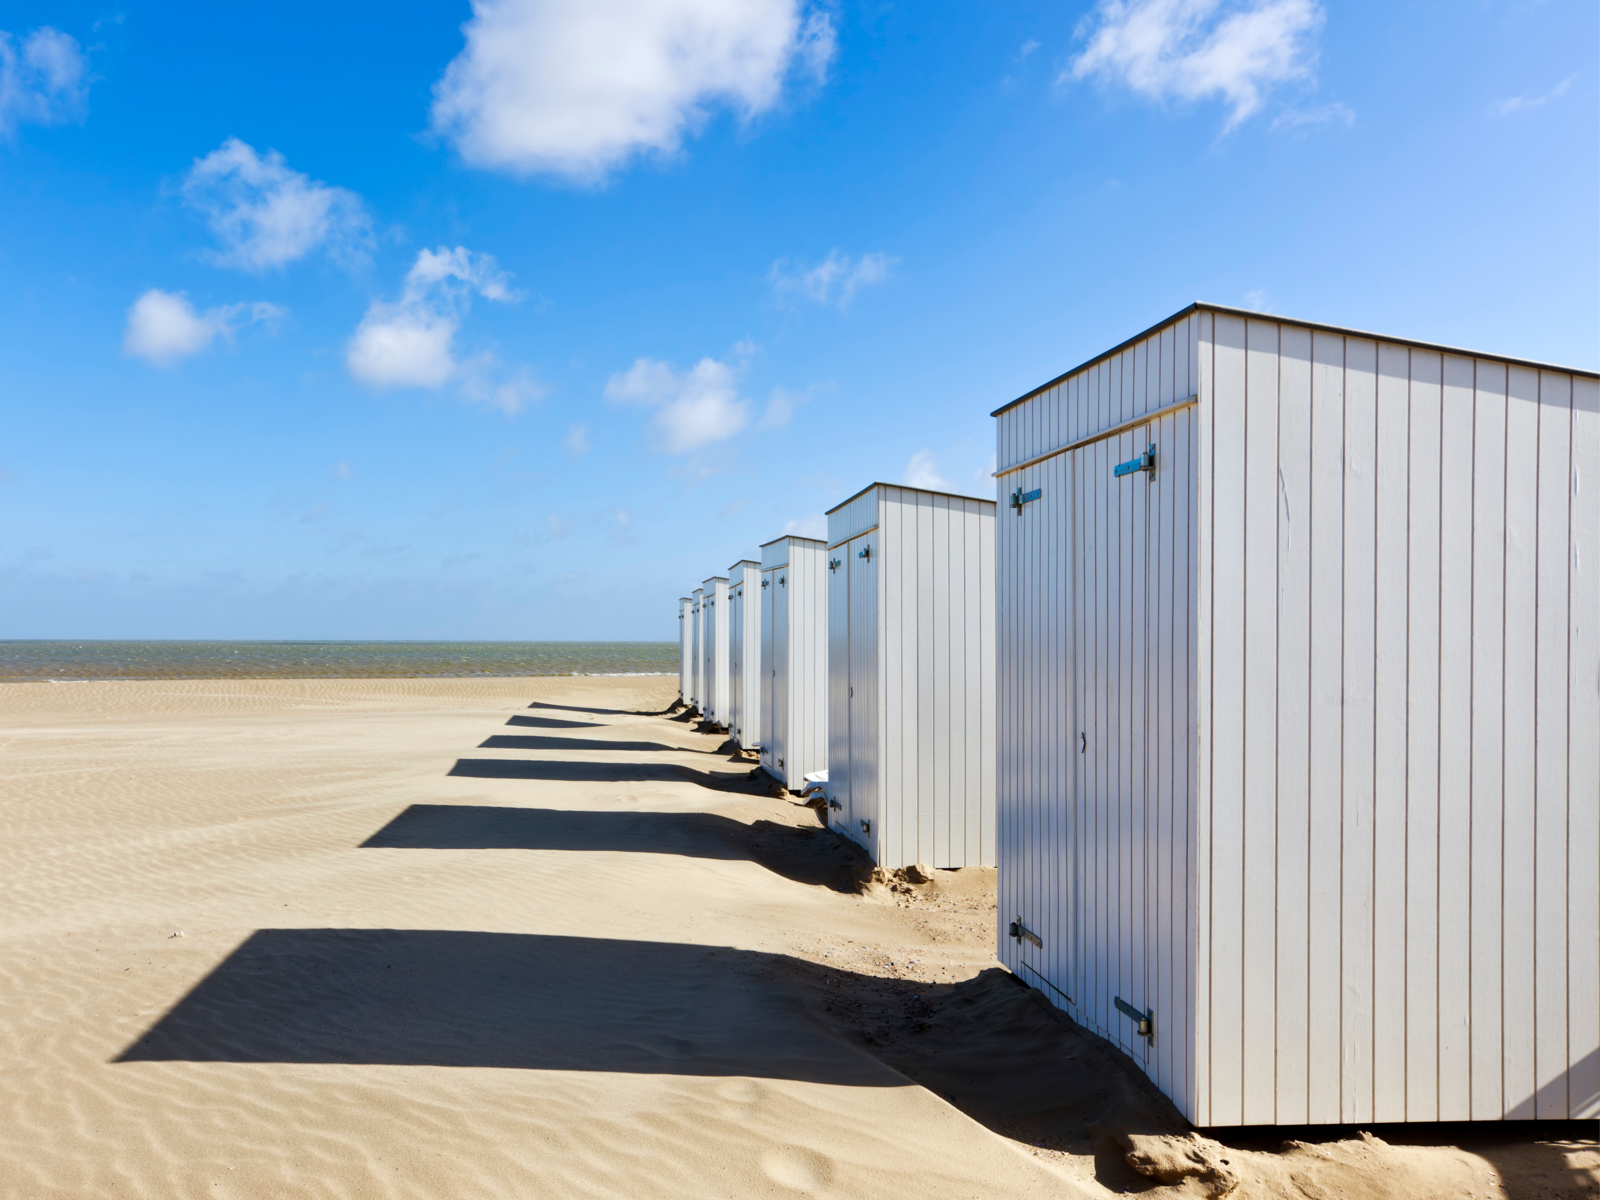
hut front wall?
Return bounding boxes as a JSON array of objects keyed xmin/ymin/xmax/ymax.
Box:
[
  {"xmin": 691, "ymin": 590, "xmax": 703, "ymax": 711},
  {"xmin": 729, "ymin": 562, "xmax": 762, "ymax": 748},
  {"xmin": 995, "ymin": 314, "xmax": 1201, "ymax": 1118},
  {"xmin": 678, "ymin": 598, "xmax": 692, "ymax": 701},
  {"xmin": 761, "ymin": 537, "xmax": 828, "ymax": 788},
  {"xmin": 1194, "ymin": 311, "xmax": 1600, "ymax": 1126},
  {"xmin": 701, "ymin": 578, "xmax": 730, "ymax": 725}
]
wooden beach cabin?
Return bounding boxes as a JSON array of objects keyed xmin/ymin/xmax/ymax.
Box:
[
  {"xmin": 825, "ymin": 483, "xmax": 997, "ymax": 868},
  {"xmin": 678, "ymin": 596, "xmax": 693, "ymax": 707},
  {"xmin": 992, "ymin": 302, "xmax": 1599, "ymax": 1125},
  {"xmin": 690, "ymin": 587, "xmax": 703, "ymax": 715},
  {"xmin": 700, "ymin": 576, "xmax": 730, "ymax": 729},
  {"xmin": 727, "ymin": 560, "xmax": 762, "ymax": 750},
  {"xmin": 758, "ymin": 535, "xmax": 828, "ymax": 792}
]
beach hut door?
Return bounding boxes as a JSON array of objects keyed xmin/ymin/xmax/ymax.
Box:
[{"xmin": 846, "ymin": 534, "xmax": 879, "ymax": 856}]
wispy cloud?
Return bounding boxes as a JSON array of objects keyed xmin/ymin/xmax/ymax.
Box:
[
  {"xmin": 123, "ymin": 289, "xmax": 282, "ymax": 367},
  {"xmin": 564, "ymin": 423, "xmax": 589, "ymax": 454},
  {"xmin": 903, "ymin": 451, "xmax": 950, "ymax": 491},
  {"xmin": 1270, "ymin": 99, "xmax": 1352, "ymax": 132},
  {"xmin": 430, "ymin": 0, "xmax": 836, "ymax": 182},
  {"xmin": 604, "ymin": 352, "xmax": 751, "ymax": 454},
  {"xmin": 347, "ymin": 247, "xmax": 534, "ymax": 413},
  {"xmin": 1067, "ymin": 0, "xmax": 1324, "ymax": 131},
  {"xmin": 0, "ymin": 26, "xmax": 90, "ymax": 137},
  {"xmin": 182, "ymin": 138, "xmax": 372, "ymax": 271},
  {"xmin": 780, "ymin": 513, "xmax": 827, "ymax": 539},
  {"xmin": 769, "ymin": 249, "xmax": 893, "ymax": 309},
  {"xmin": 1494, "ymin": 74, "xmax": 1574, "ymax": 116}
]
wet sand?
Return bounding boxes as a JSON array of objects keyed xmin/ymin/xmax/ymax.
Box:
[{"xmin": 0, "ymin": 676, "xmax": 1592, "ymax": 1198}]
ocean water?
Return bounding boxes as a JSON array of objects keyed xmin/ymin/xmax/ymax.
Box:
[{"xmin": 0, "ymin": 641, "xmax": 679, "ymax": 683}]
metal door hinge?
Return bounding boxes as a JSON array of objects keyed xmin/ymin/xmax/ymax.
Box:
[
  {"xmin": 1009, "ymin": 486, "xmax": 1041, "ymax": 514},
  {"xmin": 857, "ymin": 545, "xmax": 871, "ymax": 560},
  {"xmin": 859, "ymin": 818, "xmax": 871, "ymax": 835},
  {"xmin": 779, "ymin": 576, "xmax": 786, "ymax": 586},
  {"xmin": 762, "ymin": 579, "xmax": 769, "ymax": 588},
  {"xmin": 1114, "ymin": 443, "xmax": 1156, "ymax": 479},
  {"xmin": 1008, "ymin": 919, "xmax": 1043, "ymax": 949},
  {"xmin": 829, "ymin": 558, "xmax": 841, "ymax": 572},
  {"xmin": 1114, "ymin": 996, "xmax": 1154, "ymax": 1040}
]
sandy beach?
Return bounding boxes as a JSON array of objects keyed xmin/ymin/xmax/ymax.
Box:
[{"xmin": 0, "ymin": 676, "xmax": 1592, "ymax": 1199}]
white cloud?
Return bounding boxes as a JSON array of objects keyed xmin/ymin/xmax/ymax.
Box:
[
  {"xmin": 757, "ymin": 386, "xmax": 801, "ymax": 430},
  {"xmin": 903, "ymin": 451, "xmax": 950, "ymax": 491},
  {"xmin": 1495, "ymin": 74, "xmax": 1574, "ymax": 116},
  {"xmin": 430, "ymin": 0, "xmax": 837, "ymax": 181},
  {"xmin": 123, "ymin": 289, "xmax": 282, "ymax": 367},
  {"xmin": 1269, "ymin": 99, "xmax": 1352, "ymax": 132},
  {"xmin": 0, "ymin": 26, "xmax": 89, "ymax": 136},
  {"xmin": 604, "ymin": 354, "xmax": 750, "ymax": 453},
  {"xmin": 769, "ymin": 249, "xmax": 893, "ymax": 308},
  {"xmin": 546, "ymin": 513, "xmax": 574, "ymax": 538},
  {"xmin": 1243, "ymin": 287, "xmax": 1271, "ymax": 311},
  {"xmin": 1067, "ymin": 0, "xmax": 1323, "ymax": 131},
  {"xmin": 346, "ymin": 246, "xmax": 515, "ymax": 391},
  {"xmin": 182, "ymin": 138, "xmax": 371, "ymax": 271},
  {"xmin": 564, "ymin": 422, "xmax": 589, "ymax": 454},
  {"xmin": 780, "ymin": 513, "xmax": 826, "ymax": 539}
]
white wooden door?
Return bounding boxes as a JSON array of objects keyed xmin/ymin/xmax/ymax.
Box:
[
  {"xmin": 847, "ymin": 532, "xmax": 879, "ymax": 856},
  {"xmin": 771, "ymin": 568, "xmax": 790, "ymax": 780},
  {"xmin": 760, "ymin": 570, "xmax": 778, "ymax": 776},
  {"xmin": 827, "ymin": 548, "xmax": 851, "ymax": 831}
]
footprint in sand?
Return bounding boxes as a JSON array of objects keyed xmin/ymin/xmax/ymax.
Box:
[{"xmin": 760, "ymin": 1145, "xmax": 835, "ymax": 1192}]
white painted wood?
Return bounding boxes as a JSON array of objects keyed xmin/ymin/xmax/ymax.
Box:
[
  {"xmin": 690, "ymin": 589, "xmax": 703, "ymax": 712},
  {"xmin": 760, "ymin": 536, "xmax": 829, "ymax": 789},
  {"xmin": 678, "ymin": 597, "xmax": 693, "ymax": 703},
  {"xmin": 726, "ymin": 561, "xmax": 762, "ymax": 749},
  {"xmin": 826, "ymin": 484, "xmax": 996, "ymax": 868},
  {"xmin": 994, "ymin": 304, "xmax": 1599, "ymax": 1126},
  {"xmin": 700, "ymin": 576, "xmax": 730, "ymax": 728}
]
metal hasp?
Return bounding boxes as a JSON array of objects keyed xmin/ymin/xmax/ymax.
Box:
[
  {"xmin": 828, "ymin": 557, "xmax": 841, "ymax": 572},
  {"xmin": 1114, "ymin": 996, "xmax": 1154, "ymax": 1041},
  {"xmin": 1009, "ymin": 486, "xmax": 1041, "ymax": 515},
  {"xmin": 857, "ymin": 544, "xmax": 871, "ymax": 560},
  {"xmin": 1008, "ymin": 919, "xmax": 1043, "ymax": 949},
  {"xmin": 1113, "ymin": 443, "xmax": 1156, "ymax": 479}
]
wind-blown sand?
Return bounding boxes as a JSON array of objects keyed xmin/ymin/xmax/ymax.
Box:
[{"xmin": 0, "ymin": 676, "xmax": 1592, "ymax": 1198}]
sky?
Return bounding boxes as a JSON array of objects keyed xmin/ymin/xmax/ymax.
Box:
[{"xmin": 1, "ymin": 0, "xmax": 1594, "ymax": 641}]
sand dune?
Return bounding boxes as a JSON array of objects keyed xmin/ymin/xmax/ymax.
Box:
[{"xmin": 0, "ymin": 676, "xmax": 1592, "ymax": 1198}]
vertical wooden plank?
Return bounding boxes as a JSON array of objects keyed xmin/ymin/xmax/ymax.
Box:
[
  {"xmin": 1405, "ymin": 352, "xmax": 1444, "ymax": 1121},
  {"xmin": 1341, "ymin": 338, "xmax": 1378, "ymax": 1123},
  {"xmin": 1502, "ymin": 365, "xmax": 1541, "ymax": 1118},
  {"xmin": 1533, "ymin": 371, "xmax": 1573, "ymax": 1118},
  {"xmin": 1306, "ymin": 330, "xmax": 1346, "ymax": 1123},
  {"xmin": 1437, "ymin": 355, "xmax": 1476, "ymax": 1119},
  {"xmin": 932, "ymin": 495, "xmax": 953, "ymax": 868},
  {"xmin": 1191, "ymin": 311, "xmax": 1213, "ymax": 1125},
  {"xmin": 1470, "ymin": 361, "xmax": 1508, "ymax": 1119},
  {"xmin": 915, "ymin": 493, "xmax": 936, "ymax": 865},
  {"xmin": 1240, "ymin": 318, "xmax": 1280, "ymax": 1122},
  {"xmin": 1207, "ymin": 312, "xmax": 1247, "ymax": 1123},
  {"xmin": 1275, "ymin": 324, "xmax": 1314, "ymax": 1125},
  {"xmin": 1372, "ymin": 342, "xmax": 1411, "ymax": 1122},
  {"xmin": 1569, "ymin": 374, "xmax": 1600, "ymax": 1119}
]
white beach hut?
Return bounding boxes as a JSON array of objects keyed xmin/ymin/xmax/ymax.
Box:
[
  {"xmin": 992, "ymin": 302, "xmax": 1599, "ymax": 1126},
  {"xmin": 826, "ymin": 484, "xmax": 997, "ymax": 869},
  {"xmin": 700, "ymin": 576, "xmax": 730, "ymax": 728},
  {"xmin": 690, "ymin": 588, "xmax": 703, "ymax": 714},
  {"xmin": 758, "ymin": 535, "xmax": 828, "ymax": 791},
  {"xmin": 726, "ymin": 560, "xmax": 762, "ymax": 750},
  {"xmin": 678, "ymin": 596, "xmax": 693, "ymax": 705}
]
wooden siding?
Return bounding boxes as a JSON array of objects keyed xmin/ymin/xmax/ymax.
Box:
[
  {"xmin": 690, "ymin": 589, "xmax": 703, "ymax": 711},
  {"xmin": 996, "ymin": 305, "xmax": 1597, "ymax": 1125},
  {"xmin": 1197, "ymin": 313, "xmax": 1598, "ymax": 1124},
  {"xmin": 760, "ymin": 538, "xmax": 828, "ymax": 788},
  {"xmin": 678, "ymin": 598, "xmax": 692, "ymax": 701},
  {"xmin": 995, "ymin": 315, "xmax": 1200, "ymax": 1117},
  {"xmin": 700, "ymin": 577, "xmax": 729, "ymax": 727},
  {"xmin": 829, "ymin": 485, "xmax": 997, "ymax": 869},
  {"xmin": 727, "ymin": 562, "xmax": 762, "ymax": 749}
]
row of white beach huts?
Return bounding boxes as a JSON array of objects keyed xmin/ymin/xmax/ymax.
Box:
[{"xmin": 672, "ymin": 304, "xmax": 1600, "ymax": 1128}]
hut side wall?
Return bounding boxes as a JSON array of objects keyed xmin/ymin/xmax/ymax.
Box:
[
  {"xmin": 995, "ymin": 315, "xmax": 1200, "ymax": 1118},
  {"xmin": 691, "ymin": 589, "xmax": 703, "ymax": 711},
  {"xmin": 1194, "ymin": 311, "xmax": 1599, "ymax": 1125},
  {"xmin": 678, "ymin": 598, "xmax": 692, "ymax": 702},
  {"xmin": 701, "ymin": 578, "xmax": 730, "ymax": 726},
  {"xmin": 761, "ymin": 537, "xmax": 828, "ymax": 788}
]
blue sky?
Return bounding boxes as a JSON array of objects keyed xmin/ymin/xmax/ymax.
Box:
[{"xmin": 1, "ymin": 0, "xmax": 1594, "ymax": 640}]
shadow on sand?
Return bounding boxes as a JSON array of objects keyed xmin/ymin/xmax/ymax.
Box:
[
  {"xmin": 362, "ymin": 803, "xmax": 875, "ymax": 894},
  {"xmin": 477, "ymin": 734, "xmax": 693, "ymax": 754},
  {"xmin": 505, "ymin": 714, "xmax": 601, "ymax": 731}
]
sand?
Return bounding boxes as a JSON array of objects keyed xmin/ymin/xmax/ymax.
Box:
[{"xmin": 0, "ymin": 676, "xmax": 1592, "ymax": 1199}]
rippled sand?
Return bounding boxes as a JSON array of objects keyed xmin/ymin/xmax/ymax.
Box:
[
  {"xmin": 0, "ymin": 677, "xmax": 1076, "ymax": 1199},
  {"xmin": 3, "ymin": 677, "xmax": 1591, "ymax": 1199}
]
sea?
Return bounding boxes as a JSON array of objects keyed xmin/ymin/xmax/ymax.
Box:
[{"xmin": 0, "ymin": 641, "xmax": 679, "ymax": 683}]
